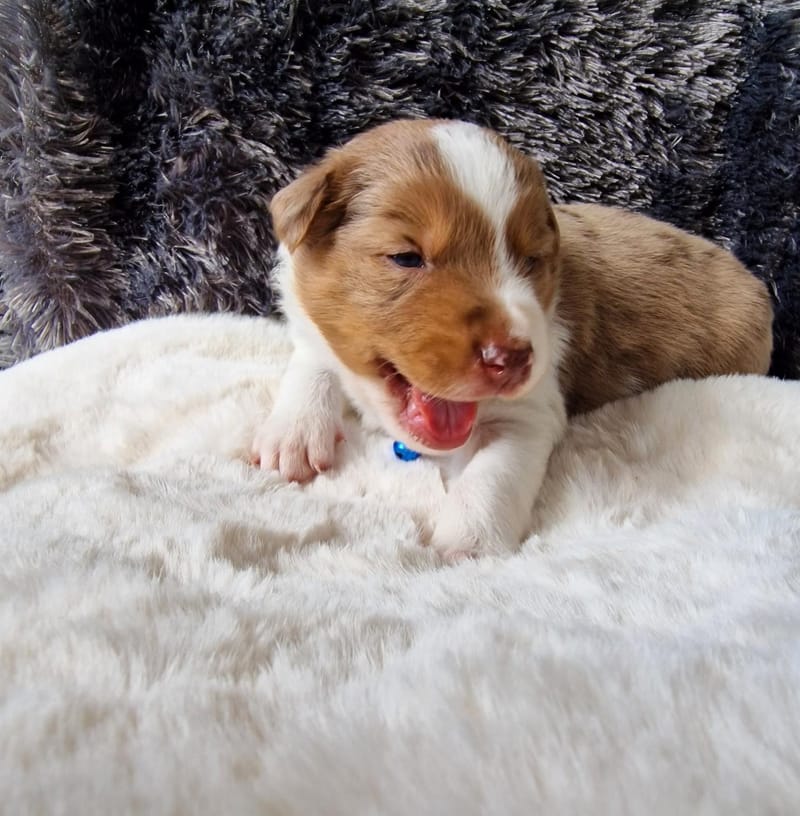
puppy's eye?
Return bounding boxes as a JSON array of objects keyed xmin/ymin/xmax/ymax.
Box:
[{"xmin": 389, "ymin": 252, "xmax": 425, "ymax": 269}]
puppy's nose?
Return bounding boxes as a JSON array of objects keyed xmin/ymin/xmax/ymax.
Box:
[{"xmin": 479, "ymin": 340, "xmax": 533, "ymax": 391}]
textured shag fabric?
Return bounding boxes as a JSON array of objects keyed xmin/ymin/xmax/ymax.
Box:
[
  {"xmin": 0, "ymin": 0, "xmax": 798, "ymax": 375},
  {"xmin": 2, "ymin": 314, "xmax": 800, "ymax": 813}
]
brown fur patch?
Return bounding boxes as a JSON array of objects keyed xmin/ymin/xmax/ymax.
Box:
[
  {"xmin": 555, "ymin": 204, "xmax": 773, "ymax": 414},
  {"xmin": 504, "ymin": 149, "xmax": 560, "ymax": 310}
]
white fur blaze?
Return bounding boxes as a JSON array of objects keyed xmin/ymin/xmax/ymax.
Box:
[
  {"xmin": 432, "ymin": 121, "xmax": 519, "ymax": 239},
  {"xmin": 433, "ymin": 121, "xmax": 551, "ymax": 389}
]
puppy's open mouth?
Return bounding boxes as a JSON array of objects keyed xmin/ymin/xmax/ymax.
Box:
[{"xmin": 377, "ymin": 361, "xmax": 478, "ymax": 451}]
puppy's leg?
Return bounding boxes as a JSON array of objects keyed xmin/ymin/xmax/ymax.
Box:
[
  {"xmin": 252, "ymin": 343, "xmax": 344, "ymax": 483},
  {"xmin": 431, "ymin": 376, "xmax": 566, "ymax": 560}
]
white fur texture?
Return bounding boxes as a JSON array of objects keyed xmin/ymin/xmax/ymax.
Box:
[{"xmin": 2, "ymin": 314, "xmax": 800, "ymax": 814}]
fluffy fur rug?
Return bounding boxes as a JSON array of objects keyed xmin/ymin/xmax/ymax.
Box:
[
  {"xmin": 2, "ymin": 314, "xmax": 800, "ymax": 813},
  {"xmin": 0, "ymin": 1, "xmax": 799, "ymax": 376}
]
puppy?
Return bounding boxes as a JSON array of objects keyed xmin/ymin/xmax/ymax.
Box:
[{"xmin": 253, "ymin": 119, "xmax": 773, "ymax": 559}]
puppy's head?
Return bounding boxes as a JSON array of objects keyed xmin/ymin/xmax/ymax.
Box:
[{"xmin": 271, "ymin": 119, "xmax": 560, "ymax": 453}]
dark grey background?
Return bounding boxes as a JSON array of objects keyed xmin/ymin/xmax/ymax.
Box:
[{"xmin": 1, "ymin": 0, "xmax": 797, "ymax": 376}]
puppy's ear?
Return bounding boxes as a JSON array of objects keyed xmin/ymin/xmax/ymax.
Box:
[{"xmin": 270, "ymin": 150, "xmax": 354, "ymax": 252}]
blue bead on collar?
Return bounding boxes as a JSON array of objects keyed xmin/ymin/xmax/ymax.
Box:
[{"xmin": 393, "ymin": 441, "xmax": 421, "ymax": 461}]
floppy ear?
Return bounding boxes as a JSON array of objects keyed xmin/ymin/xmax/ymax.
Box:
[{"xmin": 269, "ymin": 151, "xmax": 352, "ymax": 252}]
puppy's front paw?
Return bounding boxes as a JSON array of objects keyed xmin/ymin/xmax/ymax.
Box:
[
  {"xmin": 429, "ymin": 497, "xmax": 518, "ymax": 563},
  {"xmin": 251, "ymin": 406, "xmax": 343, "ymax": 484}
]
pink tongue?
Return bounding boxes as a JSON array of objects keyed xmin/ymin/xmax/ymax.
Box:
[{"xmin": 408, "ymin": 386, "xmax": 478, "ymax": 449}]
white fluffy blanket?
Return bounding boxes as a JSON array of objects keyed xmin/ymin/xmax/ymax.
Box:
[{"xmin": 2, "ymin": 314, "xmax": 800, "ymax": 815}]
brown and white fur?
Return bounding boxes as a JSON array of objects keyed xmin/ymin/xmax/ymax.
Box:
[{"xmin": 253, "ymin": 119, "xmax": 773, "ymax": 559}]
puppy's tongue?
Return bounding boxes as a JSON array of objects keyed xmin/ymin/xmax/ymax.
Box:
[{"xmin": 405, "ymin": 386, "xmax": 478, "ymax": 450}]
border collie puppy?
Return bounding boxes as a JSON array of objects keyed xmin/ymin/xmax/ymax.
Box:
[{"xmin": 253, "ymin": 119, "xmax": 773, "ymax": 559}]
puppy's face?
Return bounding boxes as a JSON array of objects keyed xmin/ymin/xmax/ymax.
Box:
[{"xmin": 271, "ymin": 120, "xmax": 560, "ymax": 454}]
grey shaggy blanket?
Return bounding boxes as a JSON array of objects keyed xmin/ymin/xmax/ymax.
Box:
[{"xmin": 0, "ymin": 0, "xmax": 798, "ymax": 376}]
